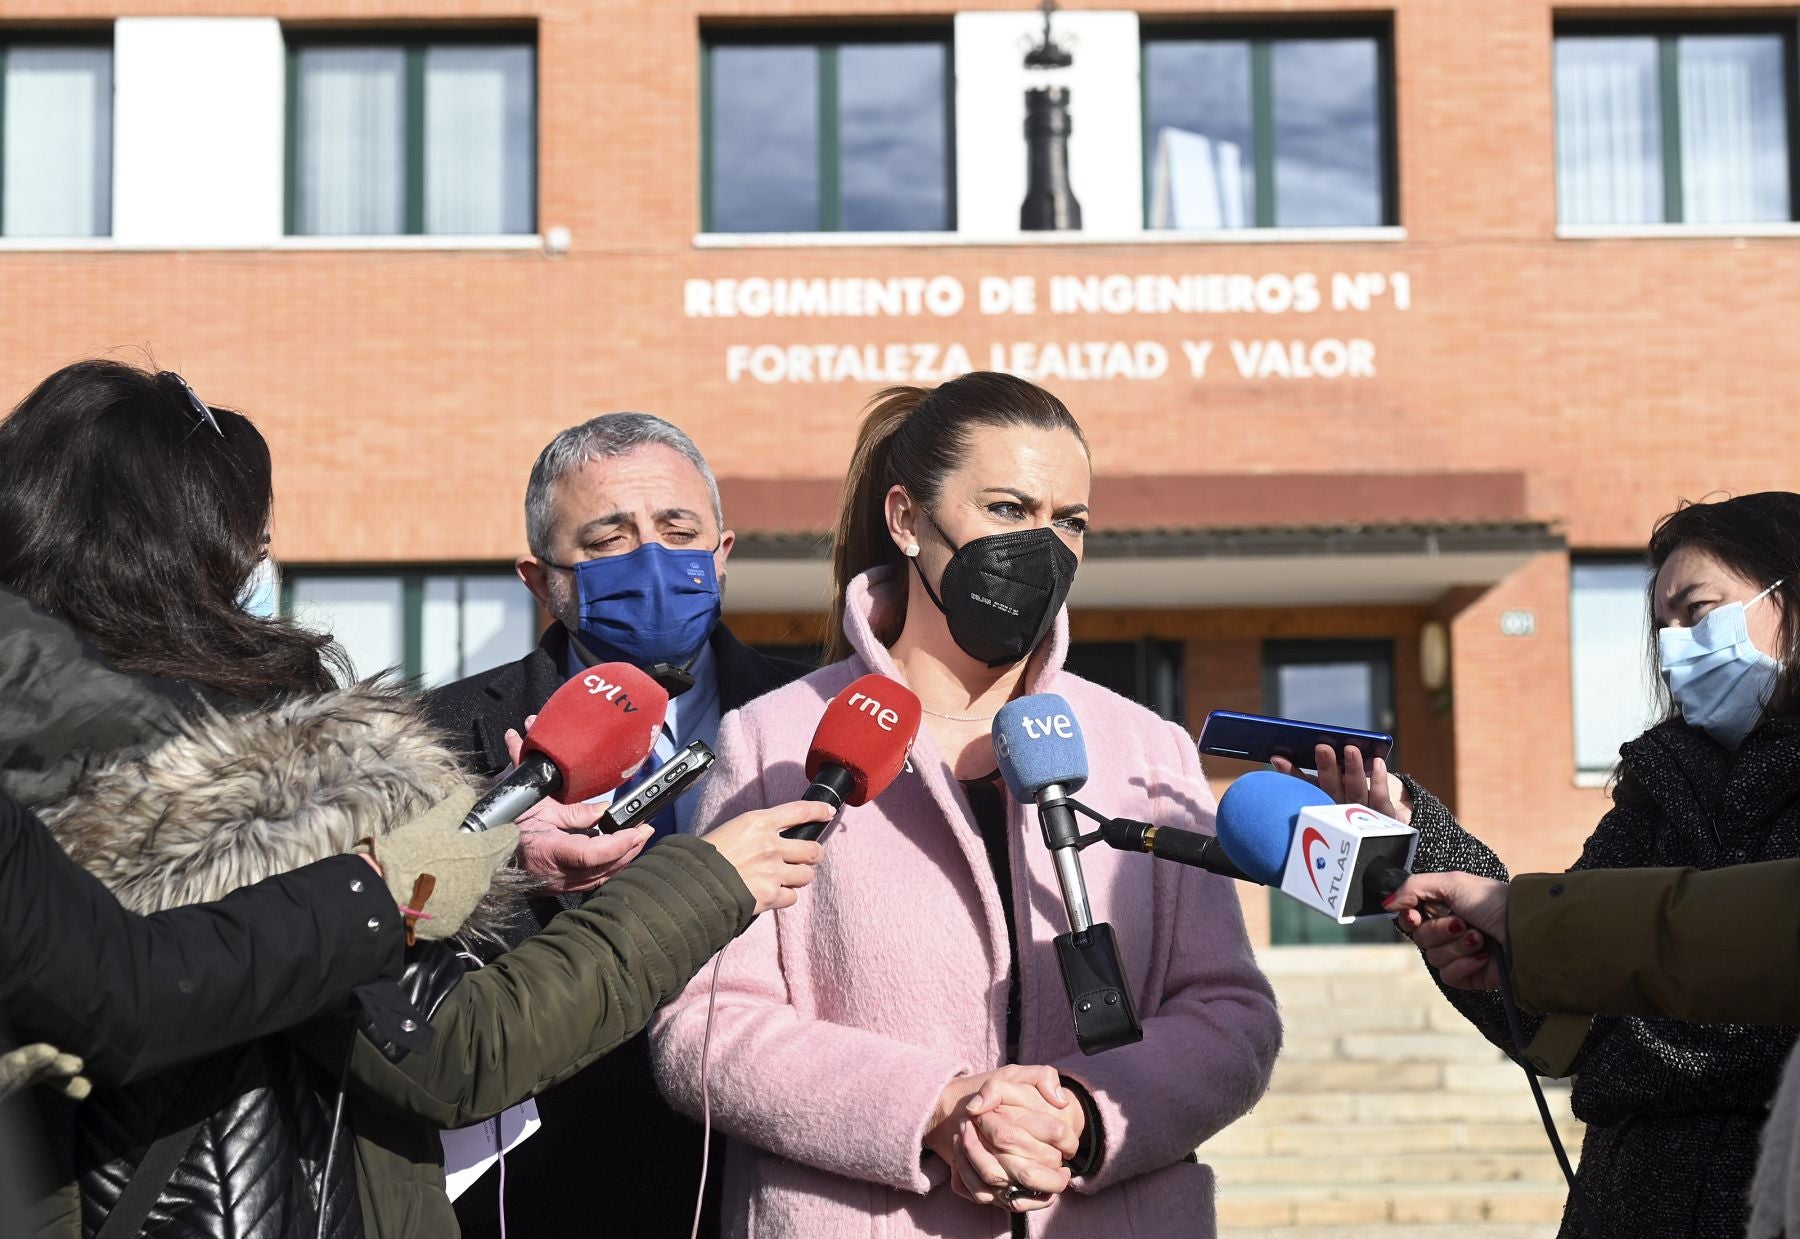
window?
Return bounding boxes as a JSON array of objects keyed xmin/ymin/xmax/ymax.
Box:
[
  {"xmin": 702, "ymin": 29, "xmax": 953, "ymax": 233},
  {"xmin": 1555, "ymin": 24, "xmax": 1794, "ymax": 226},
  {"xmin": 287, "ymin": 33, "xmax": 535, "ymax": 236},
  {"xmin": 1064, "ymin": 640, "xmax": 1186, "ymax": 725},
  {"xmin": 1570, "ymin": 560, "xmax": 1661, "ymax": 773},
  {"xmin": 1142, "ymin": 23, "xmax": 1393, "ymax": 230},
  {"xmin": 284, "ymin": 568, "xmax": 540, "ymax": 688},
  {"xmin": 0, "ymin": 38, "xmax": 112, "ymax": 237}
]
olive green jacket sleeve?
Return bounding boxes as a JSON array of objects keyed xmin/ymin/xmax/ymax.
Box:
[
  {"xmin": 1508, "ymin": 859, "xmax": 1800, "ymax": 1075},
  {"xmin": 343, "ymin": 833, "xmax": 755, "ymax": 1128}
]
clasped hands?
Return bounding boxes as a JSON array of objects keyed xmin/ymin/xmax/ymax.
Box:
[{"xmin": 926, "ymin": 1065, "xmax": 1085, "ymax": 1214}]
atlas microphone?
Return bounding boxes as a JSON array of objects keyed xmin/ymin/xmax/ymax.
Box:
[
  {"xmin": 461, "ymin": 663, "xmax": 669, "ymax": 833},
  {"xmin": 994, "ymin": 694, "xmax": 1142, "ymax": 1054},
  {"xmin": 781, "ymin": 674, "xmax": 922, "ymax": 842},
  {"xmin": 1215, "ymin": 771, "xmax": 1420, "ymax": 923}
]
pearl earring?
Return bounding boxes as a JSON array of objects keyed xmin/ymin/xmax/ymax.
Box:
[{"xmin": 904, "ymin": 543, "xmax": 920, "ymax": 558}]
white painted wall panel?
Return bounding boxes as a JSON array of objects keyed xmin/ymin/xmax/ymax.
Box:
[
  {"xmin": 113, "ymin": 18, "xmax": 285, "ymax": 245},
  {"xmin": 954, "ymin": 11, "xmax": 1143, "ymax": 240}
]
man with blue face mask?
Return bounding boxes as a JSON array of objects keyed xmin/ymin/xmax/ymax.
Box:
[{"xmin": 425, "ymin": 412, "xmax": 810, "ymax": 1239}]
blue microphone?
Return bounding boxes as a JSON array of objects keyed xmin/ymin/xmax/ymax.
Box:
[
  {"xmin": 1217, "ymin": 770, "xmax": 1421, "ymax": 921},
  {"xmin": 995, "ymin": 694, "xmax": 1092, "ymax": 930},
  {"xmin": 1215, "ymin": 769, "xmax": 1334, "ymax": 885},
  {"xmin": 994, "ymin": 694, "xmax": 1143, "ymax": 1054}
]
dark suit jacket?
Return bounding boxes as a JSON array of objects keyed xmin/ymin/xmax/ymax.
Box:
[{"xmin": 423, "ymin": 623, "xmax": 809, "ymax": 1239}]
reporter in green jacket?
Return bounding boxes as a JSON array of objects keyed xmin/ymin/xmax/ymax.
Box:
[
  {"xmin": 1385, "ymin": 863, "xmax": 1800, "ymax": 1239},
  {"xmin": 1385, "ymin": 861, "xmax": 1800, "ymax": 1035}
]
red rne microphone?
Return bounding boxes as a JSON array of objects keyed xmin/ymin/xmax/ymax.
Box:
[
  {"xmin": 460, "ymin": 663, "xmax": 669, "ymax": 832},
  {"xmin": 781, "ymin": 674, "xmax": 922, "ymax": 842}
]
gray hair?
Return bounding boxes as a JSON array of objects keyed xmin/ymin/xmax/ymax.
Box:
[{"xmin": 524, "ymin": 413, "xmax": 723, "ymax": 559}]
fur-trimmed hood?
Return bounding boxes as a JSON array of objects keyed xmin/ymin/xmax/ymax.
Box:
[{"xmin": 43, "ymin": 682, "xmax": 517, "ymax": 936}]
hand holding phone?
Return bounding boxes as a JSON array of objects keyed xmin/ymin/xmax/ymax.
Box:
[{"xmin": 1272, "ymin": 741, "xmax": 1414, "ymax": 827}]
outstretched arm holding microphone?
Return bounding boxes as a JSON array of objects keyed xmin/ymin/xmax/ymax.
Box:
[{"xmin": 1383, "ymin": 860, "xmax": 1800, "ymax": 1027}]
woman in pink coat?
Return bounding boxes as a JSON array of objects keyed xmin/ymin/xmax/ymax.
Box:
[{"xmin": 650, "ymin": 372, "xmax": 1280, "ymax": 1237}]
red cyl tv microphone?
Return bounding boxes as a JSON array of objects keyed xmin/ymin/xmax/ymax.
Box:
[
  {"xmin": 782, "ymin": 673, "xmax": 922, "ymax": 842},
  {"xmin": 461, "ymin": 662, "xmax": 669, "ymax": 832}
]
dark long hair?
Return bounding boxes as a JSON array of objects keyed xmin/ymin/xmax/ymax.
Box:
[
  {"xmin": 828, "ymin": 371, "xmax": 1088, "ymax": 662},
  {"xmin": 0, "ymin": 360, "xmax": 346, "ymax": 700},
  {"xmin": 1647, "ymin": 491, "xmax": 1800, "ymax": 722}
]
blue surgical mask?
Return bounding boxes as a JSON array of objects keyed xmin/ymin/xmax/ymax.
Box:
[
  {"xmin": 1658, "ymin": 579, "xmax": 1784, "ymax": 749},
  {"xmin": 549, "ymin": 543, "xmax": 722, "ymax": 675}
]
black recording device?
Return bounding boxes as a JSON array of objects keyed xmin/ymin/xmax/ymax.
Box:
[{"xmin": 591, "ymin": 740, "xmax": 715, "ymax": 834}]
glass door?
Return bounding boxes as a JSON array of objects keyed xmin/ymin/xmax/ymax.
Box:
[{"xmin": 1262, "ymin": 639, "xmax": 1397, "ymax": 945}]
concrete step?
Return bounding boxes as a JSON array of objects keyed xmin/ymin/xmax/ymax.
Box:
[
  {"xmin": 1216, "ymin": 1182, "xmax": 1569, "ymax": 1228},
  {"xmin": 1221, "ymin": 1226, "xmax": 1556, "ymax": 1239},
  {"xmin": 1283, "ymin": 1003, "xmax": 1434, "ymax": 1033},
  {"xmin": 1246, "ymin": 1088, "xmax": 1575, "ymax": 1126},
  {"xmin": 1217, "ymin": 945, "xmax": 1578, "ymax": 1238},
  {"xmin": 1204, "ymin": 1120, "xmax": 1587, "ymax": 1159},
  {"xmin": 1254, "ymin": 944, "xmax": 1424, "ymax": 975},
  {"xmin": 1268, "ymin": 1058, "xmax": 1447, "ymax": 1094},
  {"xmin": 1209, "ymin": 1150, "xmax": 1568, "ymax": 1186},
  {"xmin": 1274, "ymin": 973, "xmax": 1449, "ymax": 1009},
  {"xmin": 1337, "ymin": 1032, "xmax": 1511, "ymax": 1064}
]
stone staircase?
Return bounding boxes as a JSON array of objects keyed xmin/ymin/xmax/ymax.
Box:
[{"xmin": 1209, "ymin": 945, "xmax": 1583, "ymax": 1239}]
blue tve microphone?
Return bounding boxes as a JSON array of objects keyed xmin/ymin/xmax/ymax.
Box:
[
  {"xmin": 995, "ymin": 694, "xmax": 1142, "ymax": 1054},
  {"xmin": 995, "ymin": 694, "xmax": 1092, "ymax": 929}
]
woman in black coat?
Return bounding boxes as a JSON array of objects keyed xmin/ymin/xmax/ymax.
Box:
[{"xmin": 1288, "ymin": 492, "xmax": 1800, "ymax": 1239}]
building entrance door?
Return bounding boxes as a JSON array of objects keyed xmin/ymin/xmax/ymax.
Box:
[{"xmin": 1262, "ymin": 639, "xmax": 1397, "ymax": 946}]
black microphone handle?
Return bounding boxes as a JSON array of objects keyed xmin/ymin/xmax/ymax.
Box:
[
  {"xmin": 1149, "ymin": 826, "xmax": 1253, "ymax": 882},
  {"xmin": 462, "ymin": 751, "xmax": 563, "ymax": 832},
  {"xmin": 1357, "ymin": 861, "xmax": 1457, "ymax": 921},
  {"xmin": 1099, "ymin": 818, "xmax": 1253, "ymax": 883},
  {"xmin": 782, "ymin": 765, "xmax": 855, "ymax": 841}
]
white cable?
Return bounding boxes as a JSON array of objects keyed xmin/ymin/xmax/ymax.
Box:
[{"xmin": 690, "ymin": 942, "xmax": 730, "ymax": 1239}]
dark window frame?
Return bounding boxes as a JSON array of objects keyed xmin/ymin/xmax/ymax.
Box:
[
  {"xmin": 1553, "ymin": 16, "xmax": 1800, "ymax": 225},
  {"xmin": 1138, "ymin": 16, "xmax": 1398, "ymax": 230},
  {"xmin": 0, "ymin": 27, "xmax": 115, "ymax": 239},
  {"xmin": 699, "ymin": 22, "xmax": 957, "ymax": 234},
  {"xmin": 282, "ymin": 24, "xmax": 539, "ymax": 237},
  {"xmin": 1261, "ymin": 637, "xmax": 1397, "ymax": 736},
  {"xmin": 279, "ymin": 562, "xmax": 541, "ymax": 686},
  {"xmin": 1064, "ymin": 638, "xmax": 1188, "ymax": 727}
]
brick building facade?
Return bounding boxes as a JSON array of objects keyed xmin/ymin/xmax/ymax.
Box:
[{"xmin": 4, "ymin": 0, "xmax": 1798, "ymax": 945}]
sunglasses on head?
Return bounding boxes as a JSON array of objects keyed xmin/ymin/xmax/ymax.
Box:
[{"xmin": 157, "ymin": 370, "xmax": 222, "ymax": 438}]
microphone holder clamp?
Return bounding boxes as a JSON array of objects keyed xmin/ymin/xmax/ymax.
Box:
[{"xmin": 1037, "ymin": 792, "xmax": 1145, "ymax": 1053}]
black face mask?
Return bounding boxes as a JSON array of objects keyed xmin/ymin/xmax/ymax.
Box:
[{"xmin": 913, "ymin": 515, "xmax": 1079, "ymax": 667}]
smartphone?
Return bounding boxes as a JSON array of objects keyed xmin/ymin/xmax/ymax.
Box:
[
  {"xmin": 595, "ymin": 740, "xmax": 716, "ymax": 833},
  {"xmin": 1197, "ymin": 710, "xmax": 1394, "ymax": 769}
]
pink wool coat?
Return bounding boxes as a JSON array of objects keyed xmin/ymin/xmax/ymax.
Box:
[{"xmin": 649, "ymin": 568, "xmax": 1281, "ymax": 1238}]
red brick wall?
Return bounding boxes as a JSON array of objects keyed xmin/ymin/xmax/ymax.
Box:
[{"xmin": 0, "ymin": 0, "xmax": 1783, "ymax": 905}]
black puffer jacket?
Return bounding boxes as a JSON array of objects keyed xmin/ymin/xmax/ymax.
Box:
[
  {"xmin": 30, "ymin": 685, "xmax": 480, "ymax": 1239},
  {"xmin": 1408, "ymin": 715, "xmax": 1800, "ymax": 1239}
]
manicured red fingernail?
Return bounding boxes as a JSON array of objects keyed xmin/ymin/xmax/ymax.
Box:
[
  {"xmin": 1447, "ymin": 920, "xmax": 1464, "ymax": 934},
  {"xmin": 1473, "ymin": 952, "xmax": 1490, "ymax": 963},
  {"xmin": 1464, "ymin": 933, "xmax": 1481, "ymax": 947},
  {"xmin": 1381, "ymin": 894, "xmax": 1397, "ymax": 908}
]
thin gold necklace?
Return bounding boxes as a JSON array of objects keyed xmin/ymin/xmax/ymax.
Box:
[{"xmin": 920, "ymin": 705, "xmax": 998, "ymax": 723}]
